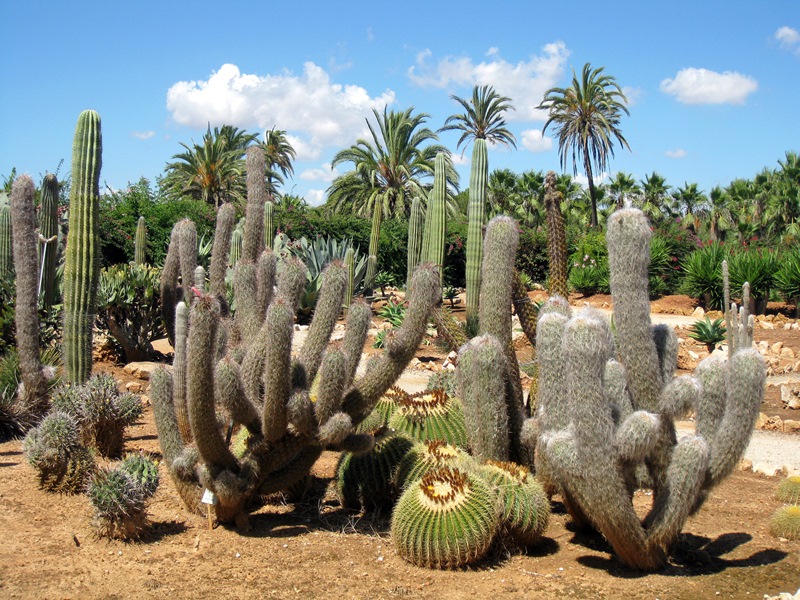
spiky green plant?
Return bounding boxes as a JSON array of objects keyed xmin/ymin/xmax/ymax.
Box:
[
  {"xmin": 63, "ymin": 110, "xmax": 102, "ymax": 383},
  {"xmin": 681, "ymin": 243, "xmax": 727, "ymax": 310},
  {"xmin": 387, "ymin": 389, "xmax": 468, "ymax": 449},
  {"xmin": 23, "ymin": 411, "xmax": 95, "ymax": 493},
  {"xmin": 0, "ymin": 204, "xmax": 11, "ymax": 279},
  {"xmin": 394, "ymin": 439, "xmax": 477, "ymax": 491},
  {"xmin": 688, "ymin": 316, "xmax": 727, "ymax": 353},
  {"xmin": 769, "ymin": 505, "xmax": 800, "ymax": 540},
  {"xmin": 134, "ymin": 216, "xmax": 147, "ymax": 264},
  {"xmin": 391, "ymin": 466, "xmax": 498, "ymax": 569},
  {"xmin": 465, "ymin": 139, "xmax": 487, "ymax": 333},
  {"xmin": 119, "ymin": 452, "xmax": 160, "ymax": 497},
  {"xmin": 728, "ymin": 248, "xmax": 779, "ymax": 314},
  {"xmin": 336, "ymin": 430, "xmax": 413, "ymax": 512},
  {"xmin": 39, "ymin": 173, "xmax": 60, "ymax": 308},
  {"xmin": 478, "ymin": 460, "xmax": 550, "ymax": 546},
  {"xmin": 423, "ymin": 153, "xmax": 447, "ymax": 286},
  {"xmin": 426, "ymin": 370, "xmax": 457, "ymax": 398},
  {"xmin": 406, "ymin": 195, "xmax": 424, "ymax": 289},
  {"xmin": 775, "ymin": 475, "xmax": 800, "ymax": 504}
]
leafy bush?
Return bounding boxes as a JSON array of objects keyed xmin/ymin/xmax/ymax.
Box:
[
  {"xmin": 516, "ymin": 227, "xmax": 549, "ymax": 285},
  {"xmin": 680, "ymin": 243, "xmax": 728, "ymax": 310},
  {"xmin": 97, "ymin": 263, "xmax": 166, "ymax": 362},
  {"xmin": 728, "ymin": 247, "xmax": 779, "ymax": 312},
  {"xmin": 775, "ymin": 251, "xmax": 800, "ymax": 315}
]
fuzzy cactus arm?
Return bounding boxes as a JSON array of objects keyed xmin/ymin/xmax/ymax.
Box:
[
  {"xmin": 242, "ymin": 146, "xmax": 266, "ymax": 263},
  {"xmin": 314, "ymin": 347, "xmax": 347, "ymax": 426},
  {"xmin": 172, "ymin": 302, "xmax": 192, "ymax": 443},
  {"xmin": 604, "ymin": 359, "xmax": 633, "ymax": 422},
  {"xmin": 255, "ymin": 248, "xmax": 277, "ymax": 325},
  {"xmin": 606, "ymin": 209, "xmax": 662, "ymax": 411},
  {"xmin": 457, "ymin": 334, "xmax": 510, "ymax": 461},
  {"xmin": 187, "ymin": 294, "xmax": 239, "ymax": 471},
  {"xmin": 317, "ymin": 412, "xmax": 353, "ymax": 446},
  {"xmin": 614, "ymin": 411, "xmax": 661, "ymax": 463},
  {"xmin": 652, "ymin": 324, "xmax": 679, "ymax": 386},
  {"xmin": 297, "ymin": 261, "xmax": 347, "ymax": 384},
  {"xmin": 693, "ymin": 356, "xmax": 728, "ymax": 439},
  {"xmin": 177, "ymin": 219, "xmax": 197, "ymax": 305},
  {"xmin": 431, "ymin": 305, "xmax": 468, "ymax": 352},
  {"xmin": 512, "ymin": 270, "xmax": 538, "ymax": 346},
  {"xmin": 233, "ymin": 261, "xmax": 259, "ymax": 345},
  {"xmin": 215, "ymin": 357, "xmax": 261, "ymax": 435},
  {"xmin": 209, "ymin": 203, "xmax": 236, "ymax": 301},
  {"xmin": 261, "ymin": 298, "xmax": 294, "ymax": 442},
  {"xmin": 276, "ymin": 256, "xmax": 308, "ymax": 312},
  {"xmin": 10, "ymin": 175, "xmax": 48, "ymax": 403},
  {"xmin": 534, "ymin": 311, "xmax": 570, "ymax": 430},
  {"xmin": 150, "ymin": 367, "xmax": 183, "ymax": 466},
  {"xmin": 160, "ymin": 224, "xmax": 182, "ymax": 345},
  {"xmin": 287, "ymin": 389, "xmax": 315, "ymax": 435},
  {"xmin": 343, "ymin": 263, "xmax": 440, "ymax": 421},
  {"xmin": 340, "ymin": 299, "xmax": 371, "ymax": 388},
  {"xmin": 657, "ymin": 375, "xmax": 700, "ymax": 419}
]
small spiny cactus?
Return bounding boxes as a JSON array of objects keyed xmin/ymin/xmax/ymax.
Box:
[
  {"xmin": 770, "ymin": 505, "xmax": 800, "ymax": 540},
  {"xmin": 387, "ymin": 389, "xmax": 468, "ymax": 449}
]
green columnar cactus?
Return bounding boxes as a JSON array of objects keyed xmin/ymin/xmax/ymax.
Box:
[
  {"xmin": 263, "ymin": 200, "xmax": 274, "ymax": 250},
  {"xmin": 0, "ymin": 204, "xmax": 11, "ymax": 279},
  {"xmin": 39, "ymin": 173, "xmax": 59, "ymax": 307},
  {"xmin": 391, "ymin": 466, "xmax": 498, "ymax": 569},
  {"xmin": 423, "ymin": 153, "xmax": 447, "ymax": 285},
  {"xmin": 134, "ymin": 216, "xmax": 147, "ymax": 264},
  {"xmin": 242, "ymin": 146, "xmax": 266, "ymax": 263},
  {"xmin": 63, "ymin": 110, "xmax": 102, "ymax": 383},
  {"xmin": 365, "ymin": 205, "xmax": 381, "ymax": 293},
  {"xmin": 177, "ymin": 219, "xmax": 197, "ymax": 304},
  {"xmin": 160, "ymin": 224, "xmax": 182, "ymax": 346},
  {"xmin": 209, "ymin": 203, "xmax": 236, "ymax": 302},
  {"xmin": 343, "ymin": 247, "xmax": 355, "ymax": 310},
  {"xmin": 150, "ymin": 206, "xmax": 442, "ymax": 527},
  {"xmin": 10, "ymin": 176, "xmax": 51, "ymax": 414},
  {"xmin": 543, "ymin": 171, "xmax": 568, "ymax": 298},
  {"xmin": 465, "ymin": 138, "xmax": 487, "ymax": 333},
  {"xmin": 532, "ymin": 208, "xmax": 766, "ymax": 570},
  {"xmin": 230, "ymin": 228, "xmax": 243, "ymax": 267},
  {"xmin": 406, "ymin": 195, "xmax": 424, "ymax": 289}
]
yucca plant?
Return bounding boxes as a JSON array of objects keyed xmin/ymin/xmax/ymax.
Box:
[
  {"xmin": 728, "ymin": 248, "xmax": 779, "ymax": 314},
  {"xmin": 688, "ymin": 316, "xmax": 727, "ymax": 354},
  {"xmin": 681, "ymin": 243, "xmax": 728, "ymax": 310},
  {"xmin": 774, "ymin": 251, "xmax": 800, "ymax": 317}
]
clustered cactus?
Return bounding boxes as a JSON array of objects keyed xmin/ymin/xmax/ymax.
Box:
[
  {"xmin": 150, "ymin": 152, "xmax": 442, "ymax": 526},
  {"xmin": 23, "ymin": 411, "xmax": 95, "ymax": 493},
  {"xmin": 87, "ymin": 452, "xmax": 159, "ymax": 540},
  {"xmin": 51, "ymin": 372, "xmax": 143, "ymax": 458}
]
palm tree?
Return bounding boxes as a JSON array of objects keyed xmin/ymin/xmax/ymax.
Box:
[
  {"xmin": 439, "ymin": 84, "xmax": 517, "ymax": 152},
  {"xmin": 706, "ymin": 186, "xmax": 733, "ymax": 242},
  {"xmin": 164, "ymin": 125, "xmax": 258, "ymax": 207},
  {"xmin": 607, "ymin": 172, "xmax": 639, "ymax": 210},
  {"xmin": 671, "ymin": 182, "xmax": 707, "ymax": 234},
  {"xmin": 538, "ymin": 63, "xmax": 631, "ymax": 227},
  {"xmin": 638, "ymin": 172, "xmax": 672, "ymax": 224},
  {"xmin": 326, "ymin": 106, "xmax": 458, "ymax": 220},
  {"xmin": 261, "ymin": 127, "xmax": 296, "ymax": 199}
]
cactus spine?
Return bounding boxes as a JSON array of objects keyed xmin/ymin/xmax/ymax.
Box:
[
  {"xmin": 406, "ymin": 195, "xmax": 423, "ymax": 289},
  {"xmin": 0, "ymin": 204, "xmax": 11, "ymax": 279},
  {"xmin": 134, "ymin": 216, "xmax": 146, "ymax": 264},
  {"xmin": 39, "ymin": 174, "xmax": 59, "ymax": 308},
  {"xmin": 465, "ymin": 139, "xmax": 487, "ymax": 332},
  {"xmin": 63, "ymin": 110, "xmax": 102, "ymax": 383},
  {"xmin": 543, "ymin": 171, "xmax": 568, "ymax": 298}
]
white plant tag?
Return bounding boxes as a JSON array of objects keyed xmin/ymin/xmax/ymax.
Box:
[{"xmin": 201, "ymin": 489, "xmax": 218, "ymax": 506}]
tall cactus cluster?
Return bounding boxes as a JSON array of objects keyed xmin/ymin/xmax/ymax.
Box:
[
  {"xmin": 529, "ymin": 208, "xmax": 765, "ymax": 570},
  {"xmin": 63, "ymin": 110, "xmax": 102, "ymax": 384},
  {"xmin": 465, "ymin": 138, "xmax": 487, "ymax": 333},
  {"xmin": 151, "ymin": 151, "xmax": 442, "ymax": 526}
]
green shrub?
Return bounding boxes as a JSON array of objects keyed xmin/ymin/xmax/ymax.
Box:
[
  {"xmin": 775, "ymin": 251, "xmax": 800, "ymax": 309},
  {"xmin": 728, "ymin": 247, "xmax": 779, "ymax": 312},
  {"xmin": 97, "ymin": 263, "xmax": 166, "ymax": 362},
  {"xmin": 516, "ymin": 227, "xmax": 549, "ymax": 285},
  {"xmin": 680, "ymin": 243, "xmax": 728, "ymax": 309}
]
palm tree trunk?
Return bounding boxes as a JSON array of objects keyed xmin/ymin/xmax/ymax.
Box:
[{"xmin": 583, "ymin": 152, "xmax": 598, "ymax": 227}]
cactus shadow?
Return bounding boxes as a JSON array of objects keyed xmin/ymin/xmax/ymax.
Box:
[
  {"xmin": 140, "ymin": 519, "xmax": 189, "ymax": 542},
  {"xmin": 575, "ymin": 531, "xmax": 789, "ymax": 578}
]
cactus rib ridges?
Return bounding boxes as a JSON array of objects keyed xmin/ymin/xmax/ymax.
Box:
[
  {"xmin": 395, "ymin": 439, "xmax": 476, "ymax": 491},
  {"xmin": 391, "ymin": 466, "xmax": 498, "ymax": 569},
  {"xmin": 776, "ymin": 475, "xmax": 800, "ymax": 504},
  {"xmin": 134, "ymin": 216, "xmax": 146, "ymax": 264},
  {"xmin": 387, "ymin": 389, "xmax": 468, "ymax": 449},
  {"xmin": 465, "ymin": 138, "xmax": 487, "ymax": 328},
  {"xmin": 40, "ymin": 173, "xmax": 60, "ymax": 307},
  {"xmin": 63, "ymin": 110, "xmax": 102, "ymax": 383}
]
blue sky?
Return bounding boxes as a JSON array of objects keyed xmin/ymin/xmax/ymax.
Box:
[{"xmin": 2, "ymin": 1, "xmax": 798, "ymax": 206}]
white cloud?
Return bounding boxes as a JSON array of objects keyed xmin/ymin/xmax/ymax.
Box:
[
  {"xmin": 665, "ymin": 148, "xmax": 687, "ymax": 159},
  {"xmin": 131, "ymin": 130, "xmax": 155, "ymax": 140},
  {"xmin": 660, "ymin": 67, "xmax": 757, "ymax": 105},
  {"xmin": 622, "ymin": 86, "xmax": 642, "ymax": 107},
  {"xmin": 299, "ymin": 163, "xmax": 340, "ymax": 183},
  {"xmin": 775, "ymin": 26, "xmax": 800, "ymax": 51},
  {"xmin": 450, "ymin": 152, "xmax": 470, "ymax": 165},
  {"xmin": 486, "ymin": 47, "xmax": 499, "ymax": 57},
  {"xmin": 574, "ymin": 172, "xmax": 608, "ymax": 188},
  {"xmin": 366, "ymin": 26, "xmax": 375, "ymax": 42},
  {"xmin": 166, "ymin": 62, "xmax": 395, "ymax": 159},
  {"xmin": 520, "ymin": 129, "xmax": 553, "ymax": 152},
  {"xmin": 407, "ymin": 42, "xmax": 570, "ymax": 121},
  {"xmin": 305, "ymin": 189, "xmax": 326, "ymax": 206}
]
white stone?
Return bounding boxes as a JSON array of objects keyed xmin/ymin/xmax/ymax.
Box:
[
  {"xmin": 771, "ymin": 341, "xmax": 784, "ymax": 355},
  {"xmin": 691, "ymin": 306, "xmax": 705, "ymax": 318}
]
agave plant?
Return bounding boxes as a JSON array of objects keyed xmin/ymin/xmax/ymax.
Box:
[
  {"xmin": 681, "ymin": 243, "xmax": 728, "ymax": 310},
  {"xmin": 688, "ymin": 316, "xmax": 727, "ymax": 354},
  {"xmin": 728, "ymin": 248, "xmax": 778, "ymax": 314}
]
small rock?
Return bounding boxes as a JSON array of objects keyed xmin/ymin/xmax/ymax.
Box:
[
  {"xmin": 123, "ymin": 361, "xmax": 171, "ymax": 380},
  {"xmin": 688, "ymin": 350, "xmax": 700, "ymax": 361},
  {"xmin": 784, "ymin": 419, "xmax": 800, "ymax": 432},
  {"xmin": 788, "ymin": 398, "xmax": 800, "ymax": 410},
  {"xmin": 781, "ymin": 347, "xmax": 795, "ymax": 359},
  {"xmin": 758, "ymin": 341, "xmax": 770, "ymax": 355},
  {"xmin": 771, "ymin": 341, "xmax": 784, "ymax": 355},
  {"xmin": 691, "ymin": 306, "xmax": 705, "ymax": 318},
  {"xmin": 739, "ymin": 458, "xmax": 753, "ymax": 472},
  {"xmin": 125, "ymin": 381, "xmax": 143, "ymax": 394},
  {"xmin": 752, "ymin": 462, "xmax": 782, "ymax": 477},
  {"xmin": 761, "ymin": 321, "xmax": 775, "ymax": 330}
]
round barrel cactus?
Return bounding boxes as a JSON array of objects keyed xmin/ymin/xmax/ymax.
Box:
[
  {"xmin": 387, "ymin": 389, "xmax": 468, "ymax": 449},
  {"xmin": 395, "ymin": 439, "xmax": 476, "ymax": 491}
]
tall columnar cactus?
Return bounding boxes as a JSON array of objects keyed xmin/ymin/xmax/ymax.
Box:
[
  {"xmin": 406, "ymin": 195, "xmax": 424, "ymax": 289},
  {"xmin": 11, "ymin": 175, "xmax": 51, "ymax": 414},
  {"xmin": 263, "ymin": 200, "xmax": 275, "ymax": 250},
  {"xmin": 343, "ymin": 246, "xmax": 355, "ymax": 310},
  {"xmin": 39, "ymin": 173, "xmax": 60, "ymax": 308},
  {"xmin": 543, "ymin": 171, "xmax": 568, "ymax": 298},
  {"xmin": 151, "ymin": 156, "xmax": 442, "ymax": 526},
  {"xmin": 365, "ymin": 204, "xmax": 381, "ymax": 293},
  {"xmin": 0, "ymin": 204, "xmax": 11, "ymax": 279},
  {"xmin": 531, "ymin": 208, "xmax": 765, "ymax": 570},
  {"xmin": 63, "ymin": 109, "xmax": 102, "ymax": 384},
  {"xmin": 134, "ymin": 216, "xmax": 147, "ymax": 265},
  {"xmin": 423, "ymin": 152, "xmax": 447, "ymax": 286},
  {"xmin": 230, "ymin": 228, "xmax": 243, "ymax": 268},
  {"xmin": 465, "ymin": 138, "xmax": 487, "ymax": 332},
  {"xmin": 242, "ymin": 146, "xmax": 266, "ymax": 263}
]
